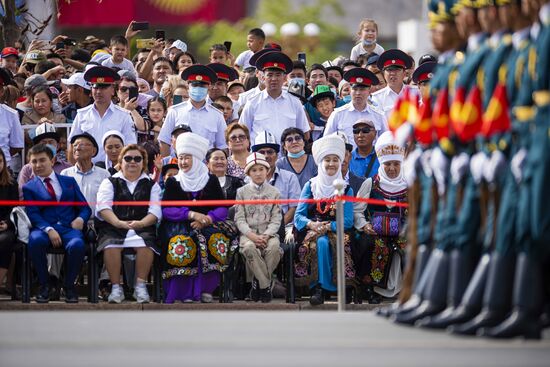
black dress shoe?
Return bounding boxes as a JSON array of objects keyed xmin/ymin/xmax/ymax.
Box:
[
  {"xmin": 362, "ymin": 284, "xmax": 382, "ymax": 304},
  {"xmin": 36, "ymin": 285, "xmax": 50, "ymax": 303},
  {"xmin": 65, "ymin": 287, "xmax": 79, "ymax": 303},
  {"xmin": 310, "ymin": 285, "xmax": 324, "ymax": 306}
]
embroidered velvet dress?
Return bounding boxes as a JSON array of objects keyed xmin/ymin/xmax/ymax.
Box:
[
  {"xmin": 160, "ymin": 174, "xmax": 238, "ymax": 302},
  {"xmin": 352, "ymin": 175, "xmax": 408, "ymax": 292}
]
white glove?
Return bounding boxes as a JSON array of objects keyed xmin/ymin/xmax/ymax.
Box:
[
  {"xmin": 450, "ymin": 152, "xmax": 470, "ymax": 184},
  {"xmin": 431, "ymin": 147, "xmax": 449, "ymax": 196},
  {"xmin": 420, "ymin": 148, "xmax": 433, "ymax": 178},
  {"xmin": 403, "ymin": 147, "xmax": 422, "ymax": 187},
  {"xmin": 484, "ymin": 150, "xmax": 507, "ymax": 184},
  {"xmin": 469, "ymin": 151, "xmax": 487, "ymax": 184},
  {"xmin": 511, "ymin": 148, "xmax": 527, "ymax": 184}
]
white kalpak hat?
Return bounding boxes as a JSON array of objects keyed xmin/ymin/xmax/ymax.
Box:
[
  {"xmin": 312, "ymin": 134, "xmax": 345, "ymax": 165},
  {"xmin": 375, "ymin": 131, "xmax": 405, "ymax": 164},
  {"xmin": 176, "ymin": 132, "xmax": 209, "ymax": 161},
  {"xmin": 244, "ymin": 152, "xmax": 270, "ymax": 174}
]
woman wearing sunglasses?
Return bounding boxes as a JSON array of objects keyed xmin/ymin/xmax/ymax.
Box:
[
  {"xmin": 95, "ymin": 144, "xmax": 162, "ymax": 304},
  {"xmin": 225, "ymin": 123, "xmax": 251, "ymax": 180},
  {"xmin": 276, "ymin": 127, "xmax": 317, "ymax": 189}
]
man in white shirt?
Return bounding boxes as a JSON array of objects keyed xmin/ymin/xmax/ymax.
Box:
[
  {"xmin": 0, "ymin": 68, "xmax": 24, "ymax": 171},
  {"xmin": 61, "ymin": 132, "xmax": 110, "ymax": 218},
  {"xmin": 239, "ymin": 51, "xmax": 310, "ymax": 144},
  {"xmin": 68, "ymin": 66, "xmax": 137, "ymax": 164},
  {"xmin": 158, "ymin": 64, "xmax": 227, "ymax": 156},
  {"xmin": 370, "ymin": 49, "xmax": 415, "ymax": 118},
  {"xmin": 323, "ymin": 67, "xmax": 387, "ymax": 148}
]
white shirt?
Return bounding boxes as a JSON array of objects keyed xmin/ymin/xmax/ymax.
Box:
[
  {"xmin": 158, "ymin": 100, "xmax": 228, "ymax": 149},
  {"xmin": 323, "ymin": 101, "xmax": 387, "ymax": 148},
  {"xmin": 39, "ymin": 172, "xmax": 62, "ymax": 201},
  {"xmin": 96, "ymin": 172, "xmax": 162, "ymax": 221},
  {"xmin": 239, "ymin": 89, "xmax": 310, "ymax": 144},
  {"xmin": 69, "ymin": 102, "xmax": 137, "ymax": 163},
  {"xmin": 0, "ymin": 104, "xmax": 24, "ymax": 165},
  {"xmin": 235, "ymin": 50, "xmax": 254, "ymax": 69},
  {"xmin": 371, "ymin": 85, "xmax": 420, "ymax": 119},
  {"xmin": 350, "ymin": 43, "xmax": 385, "ymax": 62},
  {"xmin": 237, "ymin": 85, "xmax": 262, "ymax": 107},
  {"xmin": 101, "ymin": 57, "xmax": 136, "ymax": 74},
  {"xmin": 61, "ymin": 164, "xmax": 110, "ymax": 217}
]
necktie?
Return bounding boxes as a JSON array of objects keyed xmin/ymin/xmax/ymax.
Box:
[{"xmin": 43, "ymin": 177, "xmax": 57, "ymax": 201}]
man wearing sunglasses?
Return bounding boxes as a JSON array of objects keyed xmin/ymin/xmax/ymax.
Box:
[
  {"xmin": 349, "ymin": 119, "xmax": 380, "ymax": 179},
  {"xmin": 68, "ymin": 66, "xmax": 137, "ymax": 164},
  {"xmin": 323, "ymin": 67, "xmax": 387, "ymax": 148}
]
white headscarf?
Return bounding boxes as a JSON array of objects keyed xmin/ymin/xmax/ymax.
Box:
[
  {"xmin": 174, "ymin": 156, "xmax": 210, "ymax": 192},
  {"xmin": 310, "ymin": 134, "xmax": 346, "ymax": 199},
  {"xmin": 375, "ymin": 131, "xmax": 407, "ymax": 193}
]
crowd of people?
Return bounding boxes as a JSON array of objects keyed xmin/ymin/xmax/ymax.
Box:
[{"xmin": 0, "ymin": 0, "xmax": 549, "ymax": 340}]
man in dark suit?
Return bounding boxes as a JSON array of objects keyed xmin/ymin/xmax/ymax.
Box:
[{"xmin": 23, "ymin": 144, "xmax": 91, "ymax": 303}]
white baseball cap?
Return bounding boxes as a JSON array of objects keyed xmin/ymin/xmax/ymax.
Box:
[
  {"xmin": 169, "ymin": 40, "xmax": 188, "ymax": 53},
  {"xmin": 61, "ymin": 73, "xmax": 91, "ymax": 90}
]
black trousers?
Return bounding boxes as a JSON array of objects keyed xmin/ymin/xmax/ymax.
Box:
[{"xmin": 0, "ymin": 229, "xmax": 16, "ymax": 269}]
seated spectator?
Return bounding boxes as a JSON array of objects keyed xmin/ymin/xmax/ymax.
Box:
[
  {"xmin": 18, "ymin": 123, "xmax": 71, "ymax": 198},
  {"xmin": 160, "ymin": 133, "xmax": 237, "ymax": 303},
  {"xmin": 95, "ymin": 144, "xmax": 161, "ymax": 304},
  {"xmin": 235, "ymin": 153, "xmax": 282, "ymax": 303},
  {"xmin": 21, "ymin": 86, "xmax": 66, "ymax": 146},
  {"xmin": 60, "ymin": 132, "xmax": 110, "ymax": 219},
  {"xmin": 225, "ymin": 123, "xmax": 251, "ymax": 180},
  {"xmin": 206, "ymin": 148, "xmax": 244, "ymax": 200},
  {"xmin": 96, "ymin": 130, "xmax": 125, "ymax": 175},
  {"xmin": 352, "ymin": 131, "xmax": 408, "ymax": 301},
  {"xmin": 293, "ymin": 134, "xmax": 355, "ymax": 306},
  {"xmin": 0, "ymin": 149, "xmax": 18, "ymax": 289},
  {"xmin": 0, "ymin": 68, "xmax": 24, "ymax": 172},
  {"xmin": 349, "ymin": 119, "xmax": 380, "ymax": 179},
  {"xmin": 276, "ymin": 127, "xmax": 317, "ymax": 188},
  {"xmin": 23, "ymin": 144, "xmax": 92, "ymax": 303}
]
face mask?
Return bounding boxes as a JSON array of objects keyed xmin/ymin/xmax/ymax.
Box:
[
  {"xmin": 330, "ymin": 88, "xmax": 337, "ymax": 97},
  {"xmin": 292, "ymin": 78, "xmax": 306, "ymax": 86},
  {"xmin": 45, "ymin": 144, "xmax": 57, "ymax": 157},
  {"xmin": 189, "ymin": 85, "xmax": 208, "ymax": 102},
  {"xmin": 288, "ymin": 150, "xmax": 305, "ymax": 159},
  {"xmin": 363, "ymin": 39, "xmax": 377, "ymax": 46},
  {"xmin": 342, "ymin": 95, "xmax": 352, "ymax": 103}
]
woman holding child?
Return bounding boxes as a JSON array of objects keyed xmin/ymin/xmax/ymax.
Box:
[{"xmin": 160, "ymin": 133, "xmax": 238, "ymax": 303}]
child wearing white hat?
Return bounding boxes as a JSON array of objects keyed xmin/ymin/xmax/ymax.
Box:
[{"xmin": 234, "ymin": 152, "xmax": 282, "ymax": 303}]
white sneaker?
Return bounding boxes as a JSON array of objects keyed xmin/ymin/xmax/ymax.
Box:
[
  {"xmin": 133, "ymin": 285, "xmax": 150, "ymax": 304},
  {"xmin": 108, "ymin": 286, "xmax": 125, "ymax": 304},
  {"xmin": 201, "ymin": 293, "xmax": 213, "ymax": 303}
]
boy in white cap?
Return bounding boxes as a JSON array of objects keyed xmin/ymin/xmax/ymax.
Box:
[{"xmin": 234, "ymin": 152, "xmax": 282, "ymax": 303}]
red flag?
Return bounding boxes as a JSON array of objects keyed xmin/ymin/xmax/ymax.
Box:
[
  {"xmin": 432, "ymin": 88, "xmax": 451, "ymax": 140},
  {"xmin": 407, "ymin": 89, "xmax": 420, "ymax": 125},
  {"xmin": 414, "ymin": 95, "xmax": 434, "ymax": 145},
  {"xmin": 388, "ymin": 89, "xmax": 407, "ymax": 133},
  {"xmin": 482, "ymin": 82, "xmax": 511, "ymax": 137},
  {"xmin": 455, "ymin": 85, "xmax": 483, "ymax": 142}
]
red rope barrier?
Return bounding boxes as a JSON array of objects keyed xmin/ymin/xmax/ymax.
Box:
[{"xmin": 0, "ymin": 196, "xmax": 408, "ymax": 208}]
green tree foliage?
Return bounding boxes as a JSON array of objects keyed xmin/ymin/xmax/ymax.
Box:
[{"xmin": 186, "ymin": 0, "xmax": 348, "ymax": 65}]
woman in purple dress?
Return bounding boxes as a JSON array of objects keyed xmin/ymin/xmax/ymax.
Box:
[{"xmin": 160, "ymin": 132, "xmax": 237, "ymax": 303}]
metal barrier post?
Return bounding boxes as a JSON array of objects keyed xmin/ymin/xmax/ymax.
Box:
[{"xmin": 333, "ymin": 179, "xmax": 346, "ymax": 312}]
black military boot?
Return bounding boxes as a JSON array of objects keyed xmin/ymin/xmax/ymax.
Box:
[
  {"xmin": 478, "ymin": 253, "xmax": 542, "ymax": 339},
  {"xmin": 377, "ymin": 246, "xmax": 435, "ymax": 318},
  {"xmin": 392, "ymin": 249, "xmax": 449, "ymax": 325},
  {"xmin": 309, "ymin": 284, "xmax": 324, "ymax": 306},
  {"xmin": 419, "ymin": 251, "xmax": 489, "ymax": 329},
  {"xmin": 450, "ymin": 252, "xmax": 515, "ymax": 335}
]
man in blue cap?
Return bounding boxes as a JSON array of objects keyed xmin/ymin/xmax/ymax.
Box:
[
  {"xmin": 68, "ymin": 65, "xmax": 137, "ymax": 164},
  {"xmin": 323, "ymin": 67, "xmax": 387, "ymax": 147},
  {"xmin": 239, "ymin": 51, "xmax": 310, "ymax": 144},
  {"xmin": 158, "ymin": 64, "xmax": 228, "ymax": 156}
]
